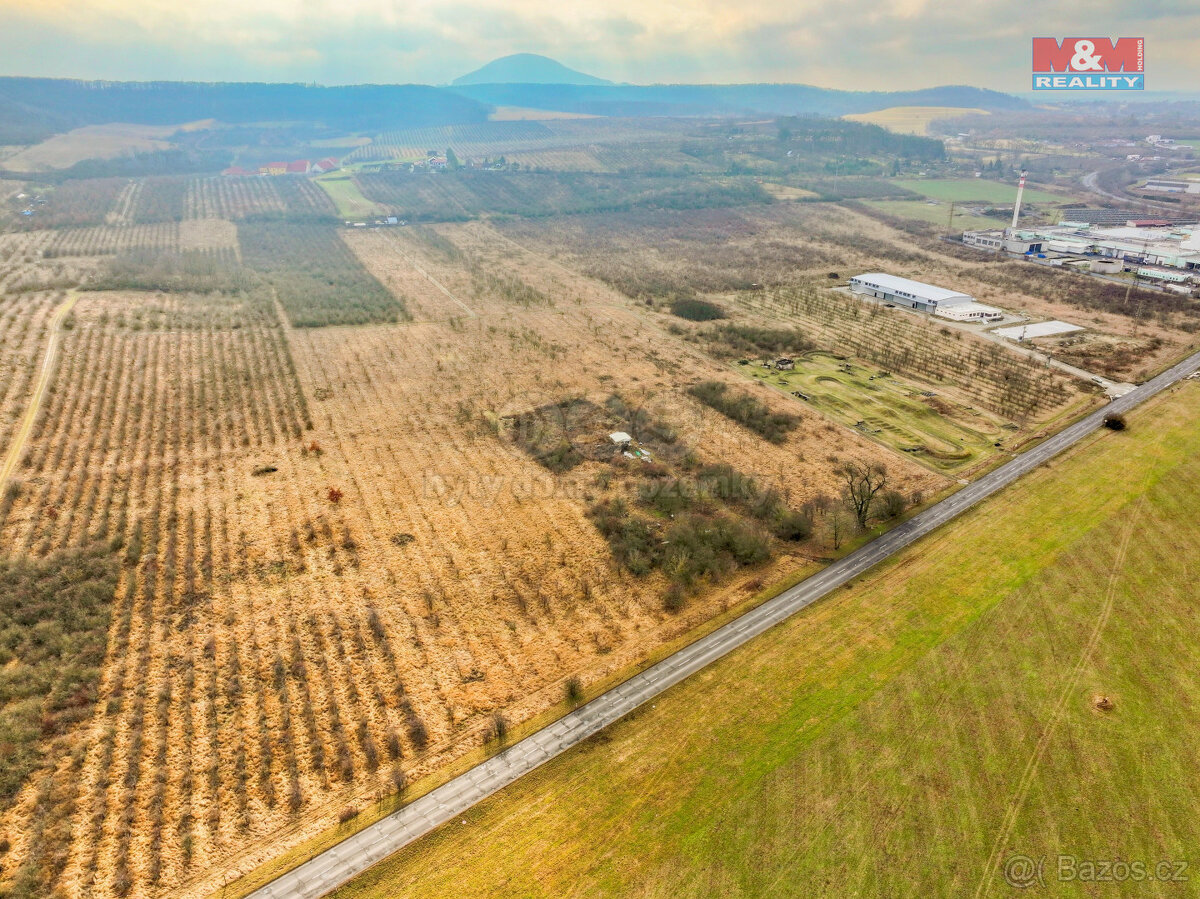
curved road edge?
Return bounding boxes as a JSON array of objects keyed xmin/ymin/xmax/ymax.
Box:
[{"xmin": 252, "ymin": 347, "xmax": 1200, "ymax": 899}]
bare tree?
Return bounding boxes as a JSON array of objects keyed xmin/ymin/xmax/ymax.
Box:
[
  {"xmin": 836, "ymin": 461, "xmax": 888, "ymax": 528},
  {"xmin": 830, "ymin": 507, "xmax": 850, "ymax": 551}
]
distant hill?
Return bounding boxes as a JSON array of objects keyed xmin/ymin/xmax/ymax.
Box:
[
  {"xmin": 0, "ymin": 78, "xmax": 491, "ymax": 139},
  {"xmin": 452, "ymin": 54, "xmax": 612, "ymax": 87},
  {"xmin": 448, "ymin": 83, "xmax": 1027, "ymax": 119}
]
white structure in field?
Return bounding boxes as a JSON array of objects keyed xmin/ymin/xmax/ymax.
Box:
[{"xmin": 849, "ymin": 273, "xmax": 1003, "ymax": 321}]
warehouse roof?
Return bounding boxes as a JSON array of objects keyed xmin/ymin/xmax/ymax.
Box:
[{"xmin": 850, "ymin": 273, "xmax": 973, "ymax": 305}]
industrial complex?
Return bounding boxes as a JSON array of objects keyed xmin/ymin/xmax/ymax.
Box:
[
  {"xmin": 960, "ymin": 169, "xmax": 1199, "ymax": 292},
  {"xmin": 963, "ymin": 222, "xmax": 1200, "ymax": 291}
]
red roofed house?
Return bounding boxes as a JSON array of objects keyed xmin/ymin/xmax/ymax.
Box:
[
  {"xmin": 263, "ymin": 161, "xmax": 288, "ymax": 176},
  {"xmin": 311, "ymin": 158, "xmax": 340, "ymax": 174},
  {"xmin": 286, "ymin": 160, "xmax": 311, "ymax": 174}
]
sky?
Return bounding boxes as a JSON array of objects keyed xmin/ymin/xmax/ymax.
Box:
[{"xmin": 0, "ymin": 0, "xmax": 1196, "ymax": 91}]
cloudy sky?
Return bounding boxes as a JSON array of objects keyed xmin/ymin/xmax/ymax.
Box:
[{"xmin": 0, "ymin": 0, "xmax": 1195, "ymax": 91}]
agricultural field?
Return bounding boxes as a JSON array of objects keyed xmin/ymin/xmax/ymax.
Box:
[
  {"xmin": 237, "ymin": 222, "xmax": 405, "ymax": 326},
  {"xmin": 328, "ymin": 376, "xmax": 1200, "ymax": 899},
  {"xmin": 893, "ymin": 177, "xmax": 1066, "ymax": 206},
  {"xmin": 313, "ymin": 175, "xmax": 385, "ymax": 220},
  {"xmin": 349, "ymin": 117, "xmax": 698, "ymax": 165},
  {"xmin": 352, "ymin": 170, "xmax": 771, "ymax": 221},
  {"xmin": 486, "ymin": 107, "xmax": 598, "ymax": 122},
  {"xmin": 842, "ymin": 105, "xmax": 988, "ymax": 135},
  {"xmin": 501, "ymin": 202, "xmax": 1197, "ymax": 384},
  {"xmin": 0, "ymin": 187, "xmax": 967, "ymax": 899},
  {"xmin": 2, "ymin": 124, "xmax": 178, "ymax": 173},
  {"xmin": 0, "ymin": 154, "xmax": 1190, "ymax": 899},
  {"xmin": 860, "ymin": 198, "xmax": 1002, "ymax": 230}
]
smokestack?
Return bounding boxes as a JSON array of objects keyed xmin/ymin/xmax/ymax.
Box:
[{"xmin": 1011, "ymin": 170, "xmax": 1027, "ymax": 230}]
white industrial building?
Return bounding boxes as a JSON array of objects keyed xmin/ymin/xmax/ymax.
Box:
[
  {"xmin": 963, "ymin": 222, "xmax": 1200, "ymax": 277},
  {"xmin": 849, "ymin": 273, "xmax": 1004, "ymax": 321}
]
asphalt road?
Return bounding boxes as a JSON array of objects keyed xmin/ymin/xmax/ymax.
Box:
[
  {"xmin": 1081, "ymin": 169, "xmax": 1172, "ymax": 211},
  {"xmin": 251, "ymin": 346, "xmax": 1200, "ymax": 899}
]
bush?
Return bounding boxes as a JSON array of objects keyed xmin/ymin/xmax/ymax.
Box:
[
  {"xmin": 338, "ymin": 805, "xmax": 358, "ymax": 824},
  {"xmin": 0, "ymin": 543, "xmax": 119, "ymax": 813},
  {"xmin": 771, "ymin": 509, "xmax": 813, "ymax": 541},
  {"xmin": 880, "ymin": 489, "xmax": 907, "ymax": 519},
  {"xmin": 587, "ymin": 498, "xmax": 658, "ymax": 576},
  {"xmin": 1103, "ymin": 413, "xmax": 1127, "ymax": 431},
  {"xmin": 706, "ymin": 324, "xmax": 813, "ymax": 359},
  {"xmin": 687, "ymin": 381, "xmax": 799, "ymax": 444},
  {"xmin": 670, "ymin": 297, "xmax": 726, "ymax": 321},
  {"xmin": 488, "ymin": 712, "xmax": 509, "ymax": 745},
  {"xmin": 565, "ymin": 677, "xmax": 583, "ymax": 706}
]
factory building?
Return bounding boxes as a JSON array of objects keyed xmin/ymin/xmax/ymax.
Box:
[
  {"xmin": 963, "ymin": 222, "xmax": 1200, "ymax": 275},
  {"xmin": 849, "ymin": 273, "xmax": 1003, "ymax": 321}
]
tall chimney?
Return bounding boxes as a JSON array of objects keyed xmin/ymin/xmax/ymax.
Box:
[{"xmin": 1011, "ymin": 170, "xmax": 1027, "ymax": 230}]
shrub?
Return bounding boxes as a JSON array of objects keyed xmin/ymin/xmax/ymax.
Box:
[
  {"xmin": 488, "ymin": 712, "xmax": 509, "ymax": 746},
  {"xmin": 687, "ymin": 381, "xmax": 799, "ymax": 444},
  {"xmin": 337, "ymin": 805, "xmax": 358, "ymax": 824},
  {"xmin": 565, "ymin": 677, "xmax": 583, "ymax": 706},
  {"xmin": 670, "ymin": 297, "xmax": 726, "ymax": 321},
  {"xmin": 705, "ymin": 324, "xmax": 813, "ymax": 359},
  {"xmin": 1103, "ymin": 413, "xmax": 1127, "ymax": 431},
  {"xmin": 771, "ymin": 509, "xmax": 813, "ymax": 541},
  {"xmin": 880, "ymin": 489, "xmax": 907, "ymax": 519},
  {"xmin": 587, "ymin": 498, "xmax": 659, "ymax": 576}
]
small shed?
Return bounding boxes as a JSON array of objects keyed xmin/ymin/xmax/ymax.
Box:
[
  {"xmin": 775, "ymin": 358, "xmax": 795, "ymax": 371},
  {"xmin": 609, "ymin": 432, "xmax": 633, "ymax": 448}
]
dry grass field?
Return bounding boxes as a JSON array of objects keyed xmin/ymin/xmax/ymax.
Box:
[
  {"xmin": 3, "ymin": 125, "xmax": 179, "ymax": 173},
  {"xmin": 2, "ymin": 164, "xmax": 1190, "ymax": 899},
  {"xmin": 843, "ymin": 106, "xmax": 989, "ymax": 135}
]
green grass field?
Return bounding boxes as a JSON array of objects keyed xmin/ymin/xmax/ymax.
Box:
[
  {"xmin": 862, "ymin": 198, "xmax": 1003, "ymax": 230},
  {"xmin": 331, "ymin": 382, "xmax": 1200, "ymax": 899},
  {"xmin": 894, "ymin": 177, "xmax": 1065, "ymax": 206},
  {"xmin": 314, "ymin": 173, "xmax": 385, "ymax": 219},
  {"xmin": 740, "ymin": 352, "xmax": 1010, "ymax": 472}
]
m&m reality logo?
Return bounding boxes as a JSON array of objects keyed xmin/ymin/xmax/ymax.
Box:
[{"xmin": 1032, "ymin": 38, "xmax": 1144, "ymax": 90}]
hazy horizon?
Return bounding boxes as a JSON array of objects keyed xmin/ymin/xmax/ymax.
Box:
[{"xmin": 1, "ymin": 0, "xmax": 1196, "ymax": 93}]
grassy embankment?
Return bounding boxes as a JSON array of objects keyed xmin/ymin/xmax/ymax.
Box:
[{"xmin": 332, "ymin": 381, "xmax": 1200, "ymax": 898}]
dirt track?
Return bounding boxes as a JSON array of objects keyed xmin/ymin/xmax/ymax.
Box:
[{"xmin": 0, "ymin": 291, "xmax": 78, "ymax": 490}]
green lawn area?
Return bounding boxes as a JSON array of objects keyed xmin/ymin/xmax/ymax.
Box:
[
  {"xmin": 895, "ymin": 177, "xmax": 1065, "ymax": 206},
  {"xmin": 331, "ymin": 381, "xmax": 1200, "ymax": 899},
  {"xmin": 739, "ymin": 351, "xmax": 1010, "ymax": 473},
  {"xmin": 862, "ymin": 198, "xmax": 1003, "ymax": 230},
  {"xmin": 315, "ymin": 173, "xmax": 385, "ymax": 219}
]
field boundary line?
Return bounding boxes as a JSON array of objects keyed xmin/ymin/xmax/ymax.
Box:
[
  {"xmin": 0, "ymin": 291, "xmax": 78, "ymax": 491},
  {"xmin": 247, "ymin": 350, "xmax": 1200, "ymax": 899}
]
